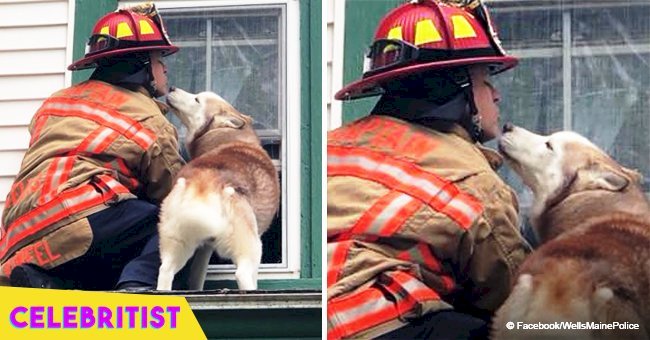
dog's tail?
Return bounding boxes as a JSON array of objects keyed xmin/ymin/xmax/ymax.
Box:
[
  {"xmin": 221, "ymin": 185, "xmax": 258, "ymax": 237},
  {"xmin": 223, "ymin": 186, "xmax": 235, "ymax": 197}
]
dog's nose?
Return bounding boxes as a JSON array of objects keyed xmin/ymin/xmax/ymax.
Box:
[
  {"xmin": 502, "ymin": 122, "xmax": 514, "ymax": 133},
  {"xmin": 169, "ymin": 86, "xmax": 176, "ymax": 92}
]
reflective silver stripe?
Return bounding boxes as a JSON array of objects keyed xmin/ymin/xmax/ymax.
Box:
[
  {"xmin": 367, "ymin": 193, "xmax": 414, "ymax": 234},
  {"xmin": 105, "ymin": 177, "xmax": 121, "ymax": 189},
  {"xmin": 49, "ymin": 158, "xmax": 67, "ymax": 191},
  {"xmin": 45, "ymin": 102, "xmax": 154, "ymax": 148},
  {"xmin": 43, "ymin": 158, "xmax": 64, "ymax": 203},
  {"xmin": 86, "ymin": 128, "xmax": 115, "ymax": 152},
  {"xmin": 330, "ymin": 154, "xmax": 478, "ymax": 223},
  {"xmin": 62, "ymin": 189, "xmax": 99, "ymax": 209},
  {"xmin": 334, "ymin": 294, "xmax": 392, "ymax": 323},
  {"xmin": 126, "ymin": 125, "xmax": 154, "ymax": 146},
  {"xmin": 447, "ymin": 198, "xmax": 479, "ymax": 221},
  {"xmin": 44, "ymin": 102, "xmax": 132, "ymax": 131},
  {"xmin": 5, "ymin": 187, "xmax": 102, "ymax": 248},
  {"xmin": 327, "ymin": 243, "xmax": 337, "ymax": 263},
  {"xmin": 329, "ymin": 154, "xmax": 445, "ymax": 200},
  {"xmin": 400, "ymin": 277, "xmax": 427, "ymax": 293},
  {"xmin": 125, "ymin": 125, "xmax": 139, "ymax": 135},
  {"xmin": 6, "ymin": 203, "xmax": 65, "ymax": 241},
  {"xmin": 333, "ymin": 275, "xmax": 433, "ymax": 327}
]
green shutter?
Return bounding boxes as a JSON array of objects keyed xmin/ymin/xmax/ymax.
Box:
[
  {"xmin": 301, "ymin": 0, "xmax": 322, "ymax": 282},
  {"xmin": 342, "ymin": 0, "xmax": 402, "ymax": 123},
  {"xmin": 72, "ymin": 0, "xmax": 117, "ymax": 84}
]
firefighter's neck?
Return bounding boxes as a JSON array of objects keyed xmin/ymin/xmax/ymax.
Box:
[{"xmin": 372, "ymin": 94, "xmax": 482, "ymax": 144}]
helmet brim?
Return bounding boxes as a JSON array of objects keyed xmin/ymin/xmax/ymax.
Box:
[
  {"xmin": 334, "ymin": 55, "xmax": 518, "ymax": 101},
  {"xmin": 67, "ymin": 45, "xmax": 179, "ymax": 71}
]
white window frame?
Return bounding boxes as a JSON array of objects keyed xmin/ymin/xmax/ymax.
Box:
[
  {"xmin": 120, "ymin": 0, "xmax": 302, "ymax": 280},
  {"xmin": 493, "ymin": 1, "xmax": 650, "ymax": 131},
  {"xmin": 491, "ymin": 1, "xmax": 650, "ymax": 209}
]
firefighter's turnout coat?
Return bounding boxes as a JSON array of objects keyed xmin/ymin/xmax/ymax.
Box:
[
  {"xmin": 0, "ymin": 80, "xmax": 183, "ymax": 278},
  {"xmin": 327, "ymin": 114, "xmax": 529, "ymax": 339}
]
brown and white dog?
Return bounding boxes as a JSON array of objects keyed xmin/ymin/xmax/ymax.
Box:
[
  {"xmin": 493, "ymin": 124, "xmax": 650, "ymax": 339},
  {"xmin": 156, "ymin": 88, "xmax": 280, "ymax": 291}
]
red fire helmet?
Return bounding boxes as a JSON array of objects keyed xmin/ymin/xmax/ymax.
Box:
[
  {"xmin": 68, "ymin": 7, "xmax": 179, "ymax": 71},
  {"xmin": 335, "ymin": 0, "xmax": 517, "ymax": 100}
]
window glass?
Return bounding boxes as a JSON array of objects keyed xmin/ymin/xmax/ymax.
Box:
[
  {"xmin": 571, "ymin": 6, "xmax": 650, "ymax": 46},
  {"xmin": 494, "ymin": 8, "xmax": 562, "ymax": 50},
  {"xmin": 572, "ymin": 54, "xmax": 650, "ymax": 191},
  {"xmin": 162, "ymin": 6, "xmax": 285, "ymax": 267},
  {"xmin": 490, "ymin": 57, "xmax": 564, "ymax": 211},
  {"xmin": 489, "ymin": 2, "xmax": 650, "ymax": 231}
]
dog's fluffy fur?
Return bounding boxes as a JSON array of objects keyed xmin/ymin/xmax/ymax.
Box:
[
  {"xmin": 493, "ymin": 126, "xmax": 650, "ymax": 339},
  {"xmin": 156, "ymin": 88, "xmax": 280, "ymax": 291}
]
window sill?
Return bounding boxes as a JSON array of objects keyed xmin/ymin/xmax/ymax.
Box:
[
  {"xmin": 149, "ymin": 287, "xmax": 322, "ymax": 338},
  {"xmin": 203, "ymin": 277, "xmax": 321, "ymax": 290}
]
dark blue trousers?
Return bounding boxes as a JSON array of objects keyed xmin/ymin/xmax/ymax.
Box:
[
  {"xmin": 376, "ymin": 310, "xmax": 489, "ymax": 340},
  {"xmin": 48, "ymin": 199, "xmax": 188, "ymax": 290}
]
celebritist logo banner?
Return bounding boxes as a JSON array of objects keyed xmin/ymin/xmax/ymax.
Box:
[{"xmin": 0, "ymin": 287, "xmax": 206, "ymax": 339}]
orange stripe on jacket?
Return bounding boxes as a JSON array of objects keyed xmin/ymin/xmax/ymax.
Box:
[
  {"xmin": 328, "ymin": 271, "xmax": 440, "ymax": 339},
  {"xmin": 328, "ymin": 145, "xmax": 483, "ymax": 230},
  {"xmin": 327, "ymin": 240, "xmax": 352, "ymax": 288},
  {"xmin": 0, "ymin": 177, "xmax": 129, "ymax": 259},
  {"xmin": 39, "ymin": 97, "xmax": 155, "ymax": 150},
  {"xmin": 350, "ymin": 190, "xmax": 423, "ymax": 237},
  {"xmin": 29, "ymin": 116, "xmax": 49, "ymax": 147}
]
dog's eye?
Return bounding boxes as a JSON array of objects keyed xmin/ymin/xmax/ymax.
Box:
[
  {"xmin": 545, "ymin": 141, "xmax": 554, "ymax": 151},
  {"xmin": 195, "ymin": 97, "xmax": 200, "ymax": 103}
]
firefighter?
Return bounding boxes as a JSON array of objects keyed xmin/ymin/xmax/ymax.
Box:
[
  {"xmin": 1, "ymin": 4, "xmax": 185, "ymax": 291},
  {"xmin": 327, "ymin": 0, "xmax": 530, "ymax": 338}
]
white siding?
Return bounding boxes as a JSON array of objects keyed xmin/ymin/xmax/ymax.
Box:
[
  {"xmin": 0, "ymin": 177, "xmax": 14, "ymax": 206},
  {"xmin": 327, "ymin": 0, "xmax": 345, "ymax": 130},
  {"xmin": 0, "ymin": 2, "xmax": 68, "ymax": 27},
  {"xmin": 0, "ymin": 0, "xmax": 73, "ymax": 226},
  {"xmin": 0, "ymin": 74, "xmax": 65, "ymax": 100},
  {"xmin": 0, "ymin": 151, "xmax": 26, "ymax": 177},
  {"xmin": 0, "ymin": 100, "xmax": 44, "ymax": 126},
  {"xmin": 0, "ymin": 26, "xmax": 68, "ymax": 50},
  {"xmin": 0, "ymin": 50, "xmax": 67, "ymax": 75}
]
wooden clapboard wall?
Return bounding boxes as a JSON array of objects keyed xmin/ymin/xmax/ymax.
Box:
[
  {"xmin": 0, "ymin": 0, "xmax": 73, "ymax": 225},
  {"xmin": 326, "ymin": 0, "xmax": 344, "ymax": 130}
]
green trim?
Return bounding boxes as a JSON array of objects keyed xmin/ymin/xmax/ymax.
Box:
[
  {"xmin": 72, "ymin": 0, "xmax": 117, "ymax": 84},
  {"xmin": 203, "ymin": 278, "xmax": 321, "ymax": 290},
  {"xmin": 195, "ymin": 308, "xmax": 321, "ymax": 339},
  {"xmin": 300, "ymin": 0, "xmax": 322, "ymax": 279},
  {"xmin": 342, "ymin": 0, "xmax": 401, "ymax": 123}
]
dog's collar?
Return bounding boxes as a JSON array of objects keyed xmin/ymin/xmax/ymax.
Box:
[
  {"xmin": 543, "ymin": 172, "xmax": 580, "ymax": 215},
  {"xmin": 189, "ymin": 115, "xmax": 216, "ymax": 143}
]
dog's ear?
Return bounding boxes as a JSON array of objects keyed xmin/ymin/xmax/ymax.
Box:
[
  {"xmin": 233, "ymin": 112, "xmax": 253, "ymax": 126},
  {"xmin": 219, "ymin": 116, "xmax": 246, "ymax": 129},
  {"xmin": 242, "ymin": 113, "xmax": 253, "ymax": 125},
  {"xmin": 574, "ymin": 163, "xmax": 629, "ymax": 192},
  {"xmin": 222, "ymin": 111, "xmax": 253, "ymax": 129},
  {"xmin": 621, "ymin": 167, "xmax": 644, "ymax": 185}
]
